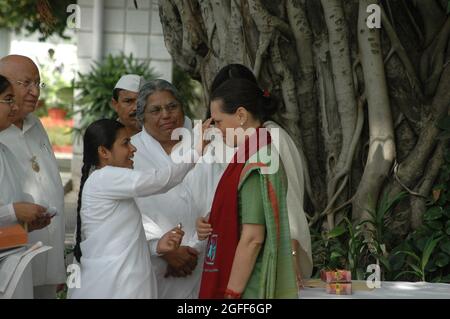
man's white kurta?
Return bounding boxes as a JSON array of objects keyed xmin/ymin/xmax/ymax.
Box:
[
  {"xmin": 132, "ymin": 118, "xmax": 224, "ymax": 299},
  {"xmin": 68, "ymin": 158, "xmax": 197, "ymax": 299},
  {"xmin": 0, "ymin": 114, "xmax": 65, "ymax": 285}
]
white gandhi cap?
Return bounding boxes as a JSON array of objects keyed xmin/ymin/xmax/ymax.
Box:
[{"xmin": 114, "ymin": 74, "xmax": 144, "ymax": 92}]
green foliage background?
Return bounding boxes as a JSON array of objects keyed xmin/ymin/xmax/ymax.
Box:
[
  {"xmin": 0, "ymin": 0, "xmax": 72, "ymax": 41},
  {"xmin": 74, "ymin": 53, "xmax": 160, "ymax": 134},
  {"xmin": 312, "ymin": 116, "xmax": 450, "ymax": 283}
]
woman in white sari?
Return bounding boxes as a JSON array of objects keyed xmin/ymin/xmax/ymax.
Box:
[{"xmin": 68, "ymin": 119, "xmax": 209, "ymax": 299}]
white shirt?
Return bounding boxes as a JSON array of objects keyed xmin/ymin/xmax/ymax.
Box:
[
  {"xmin": 132, "ymin": 118, "xmax": 225, "ymax": 299},
  {"xmin": 0, "ymin": 114, "xmax": 66, "ymax": 285},
  {"xmin": 0, "ymin": 142, "xmax": 24, "ymax": 226},
  {"xmin": 68, "ymin": 156, "xmax": 197, "ymax": 299}
]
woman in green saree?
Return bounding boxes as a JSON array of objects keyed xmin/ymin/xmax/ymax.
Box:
[{"xmin": 197, "ymin": 78, "xmax": 298, "ymax": 299}]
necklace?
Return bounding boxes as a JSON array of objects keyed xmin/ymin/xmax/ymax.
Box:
[{"xmin": 31, "ymin": 155, "xmax": 40, "ymax": 173}]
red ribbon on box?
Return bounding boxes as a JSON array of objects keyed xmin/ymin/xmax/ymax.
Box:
[{"xmin": 326, "ymin": 283, "xmax": 352, "ymax": 295}]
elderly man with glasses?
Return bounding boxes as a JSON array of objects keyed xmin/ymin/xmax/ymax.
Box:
[
  {"xmin": 0, "ymin": 55, "xmax": 66, "ymax": 299},
  {"xmin": 131, "ymin": 79, "xmax": 224, "ymax": 299}
]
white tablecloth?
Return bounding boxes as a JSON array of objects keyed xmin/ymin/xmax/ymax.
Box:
[{"xmin": 299, "ymin": 281, "xmax": 450, "ymax": 299}]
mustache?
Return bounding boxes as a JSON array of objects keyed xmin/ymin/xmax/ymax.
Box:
[{"xmin": 129, "ymin": 111, "xmax": 137, "ymax": 118}]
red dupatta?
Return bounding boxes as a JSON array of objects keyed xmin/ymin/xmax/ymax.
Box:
[{"xmin": 199, "ymin": 127, "xmax": 271, "ymax": 299}]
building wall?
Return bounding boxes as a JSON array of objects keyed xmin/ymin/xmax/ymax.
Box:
[
  {"xmin": 76, "ymin": 0, "xmax": 172, "ymax": 79},
  {"xmin": 72, "ymin": 0, "xmax": 173, "ymax": 189}
]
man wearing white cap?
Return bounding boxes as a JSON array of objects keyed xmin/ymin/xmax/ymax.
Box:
[{"xmin": 112, "ymin": 74, "xmax": 144, "ymax": 136}]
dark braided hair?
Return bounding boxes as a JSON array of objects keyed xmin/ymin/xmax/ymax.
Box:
[
  {"xmin": 0, "ymin": 75, "xmax": 11, "ymax": 95},
  {"xmin": 73, "ymin": 119, "xmax": 125, "ymax": 263}
]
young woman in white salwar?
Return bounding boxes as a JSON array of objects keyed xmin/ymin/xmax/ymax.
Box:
[{"xmin": 68, "ymin": 118, "xmax": 210, "ymax": 299}]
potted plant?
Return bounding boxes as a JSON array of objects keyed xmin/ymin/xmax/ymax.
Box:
[
  {"xmin": 47, "ymin": 86, "xmax": 74, "ymax": 120},
  {"xmin": 75, "ymin": 53, "xmax": 160, "ymax": 133},
  {"xmin": 38, "ymin": 48, "xmax": 74, "ymax": 120}
]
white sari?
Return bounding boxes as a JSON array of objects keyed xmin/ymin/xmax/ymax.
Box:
[{"xmin": 264, "ymin": 121, "xmax": 313, "ymax": 278}]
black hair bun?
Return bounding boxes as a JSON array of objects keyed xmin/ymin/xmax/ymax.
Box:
[{"xmin": 259, "ymin": 92, "xmax": 278, "ymax": 120}]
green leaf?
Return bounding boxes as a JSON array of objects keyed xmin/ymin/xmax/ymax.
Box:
[
  {"xmin": 408, "ymin": 262, "xmax": 423, "ymax": 276},
  {"xmin": 421, "ymin": 236, "xmax": 442, "ymax": 272},
  {"xmin": 424, "ymin": 207, "xmax": 443, "ymax": 221},
  {"xmin": 427, "ymin": 221, "xmax": 443, "ymax": 230},
  {"xmin": 394, "ymin": 250, "xmax": 421, "ymax": 263},
  {"xmin": 330, "ymin": 251, "xmax": 343, "ymax": 260},
  {"xmin": 441, "ymin": 240, "xmax": 450, "ymax": 255},
  {"xmin": 326, "ymin": 226, "xmax": 347, "ymax": 239},
  {"xmin": 378, "ymin": 256, "xmax": 391, "ymax": 272},
  {"xmin": 435, "ymin": 253, "xmax": 450, "ymax": 268}
]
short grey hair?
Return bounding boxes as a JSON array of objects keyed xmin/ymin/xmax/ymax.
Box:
[{"xmin": 136, "ymin": 79, "xmax": 183, "ymax": 124}]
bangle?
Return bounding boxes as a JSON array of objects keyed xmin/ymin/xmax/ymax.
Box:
[{"xmin": 224, "ymin": 288, "xmax": 241, "ymax": 299}]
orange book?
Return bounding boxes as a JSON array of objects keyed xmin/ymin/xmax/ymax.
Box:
[{"xmin": 0, "ymin": 224, "xmax": 28, "ymax": 250}]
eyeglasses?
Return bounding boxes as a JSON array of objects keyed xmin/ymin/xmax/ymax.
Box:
[
  {"xmin": 145, "ymin": 102, "xmax": 180, "ymax": 117},
  {"xmin": 16, "ymin": 80, "xmax": 46, "ymax": 89},
  {"xmin": 0, "ymin": 98, "xmax": 15, "ymax": 105}
]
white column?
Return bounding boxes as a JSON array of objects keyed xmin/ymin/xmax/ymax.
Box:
[
  {"xmin": 0, "ymin": 28, "xmax": 11, "ymax": 57},
  {"xmin": 92, "ymin": 0, "xmax": 104, "ymax": 62}
]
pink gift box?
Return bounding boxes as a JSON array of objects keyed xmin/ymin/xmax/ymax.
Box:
[
  {"xmin": 326, "ymin": 282, "xmax": 352, "ymax": 295},
  {"xmin": 320, "ymin": 269, "xmax": 352, "ymax": 283}
]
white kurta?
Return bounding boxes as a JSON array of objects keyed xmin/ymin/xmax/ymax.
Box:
[
  {"xmin": 264, "ymin": 121, "xmax": 313, "ymax": 278},
  {"xmin": 0, "ymin": 114, "xmax": 66, "ymax": 285},
  {"xmin": 68, "ymin": 156, "xmax": 198, "ymax": 299},
  {"xmin": 0, "ymin": 141, "xmax": 36, "ymax": 299},
  {"xmin": 132, "ymin": 119, "xmax": 224, "ymax": 299},
  {"xmin": 0, "ymin": 141, "xmax": 26, "ymax": 225}
]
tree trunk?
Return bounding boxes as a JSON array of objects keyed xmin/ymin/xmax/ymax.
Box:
[{"xmin": 158, "ymin": 0, "xmax": 450, "ymax": 233}]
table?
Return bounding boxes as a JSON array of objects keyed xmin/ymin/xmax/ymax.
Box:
[{"xmin": 299, "ymin": 280, "xmax": 450, "ymax": 299}]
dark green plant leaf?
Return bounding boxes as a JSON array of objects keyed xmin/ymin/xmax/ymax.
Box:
[
  {"xmin": 75, "ymin": 53, "xmax": 161, "ymax": 133},
  {"xmin": 421, "ymin": 236, "xmax": 443, "ymax": 272},
  {"xmin": 424, "ymin": 207, "xmax": 443, "ymax": 221},
  {"xmin": 435, "ymin": 253, "xmax": 450, "ymax": 267},
  {"xmin": 326, "ymin": 226, "xmax": 347, "ymax": 239},
  {"xmin": 427, "ymin": 221, "xmax": 443, "ymax": 230},
  {"xmin": 441, "ymin": 239, "xmax": 450, "ymax": 255}
]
